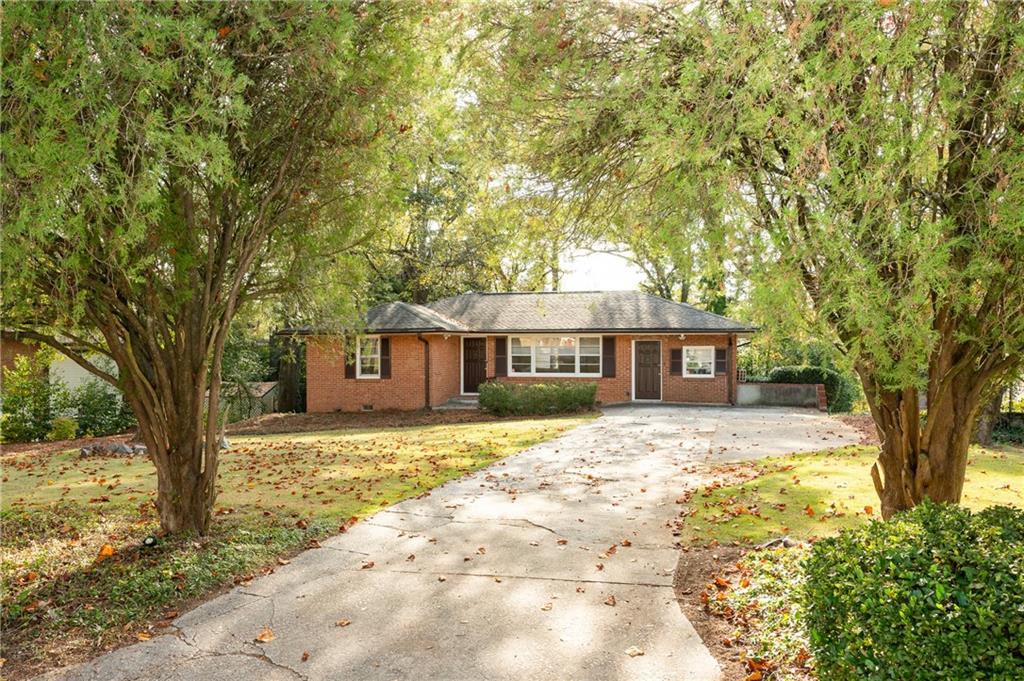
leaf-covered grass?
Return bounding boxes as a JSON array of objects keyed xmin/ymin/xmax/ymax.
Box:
[
  {"xmin": 0, "ymin": 416, "xmax": 591, "ymax": 676},
  {"xmin": 680, "ymin": 444, "xmax": 1024, "ymax": 546},
  {"xmin": 702, "ymin": 547, "xmax": 813, "ymax": 681}
]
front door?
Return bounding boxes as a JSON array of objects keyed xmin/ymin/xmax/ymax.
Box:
[
  {"xmin": 462, "ymin": 338, "xmax": 487, "ymax": 394},
  {"xmin": 634, "ymin": 341, "xmax": 661, "ymax": 400}
]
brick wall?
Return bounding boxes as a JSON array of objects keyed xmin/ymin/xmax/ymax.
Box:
[
  {"xmin": 307, "ymin": 332, "xmax": 738, "ymax": 412},
  {"xmin": 428, "ymin": 336, "xmax": 461, "ymax": 406},
  {"xmin": 306, "ymin": 334, "xmax": 464, "ymax": 412}
]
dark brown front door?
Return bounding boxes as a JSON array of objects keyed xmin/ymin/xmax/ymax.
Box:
[
  {"xmin": 463, "ymin": 338, "xmax": 486, "ymax": 394},
  {"xmin": 634, "ymin": 341, "xmax": 661, "ymax": 400}
]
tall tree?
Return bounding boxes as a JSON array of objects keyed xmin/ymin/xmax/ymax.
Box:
[
  {"xmin": 2, "ymin": 1, "xmax": 423, "ymax": 533},
  {"xmin": 476, "ymin": 1, "xmax": 1024, "ymax": 517}
]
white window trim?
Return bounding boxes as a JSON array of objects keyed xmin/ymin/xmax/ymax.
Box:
[
  {"xmin": 682, "ymin": 345, "xmax": 715, "ymax": 379},
  {"xmin": 506, "ymin": 334, "xmax": 603, "ymax": 378},
  {"xmin": 356, "ymin": 335, "xmax": 381, "ymax": 379}
]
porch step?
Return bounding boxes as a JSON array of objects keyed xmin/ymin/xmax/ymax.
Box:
[{"xmin": 436, "ymin": 395, "xmax": 480, "ymax": 411}]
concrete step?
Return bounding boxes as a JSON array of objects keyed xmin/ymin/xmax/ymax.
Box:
[{"xmin": 435, "ymin": 395, "xmax": 480, "ymax": 411}]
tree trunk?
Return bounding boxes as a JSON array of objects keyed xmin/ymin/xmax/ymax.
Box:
[
  {"xmin": 859, "ymin": 365, "xmax": 986, "ymax": 519},
  {"xmin": 972, "ymin": 389, "xmax": 1004, "ymax": 446}
]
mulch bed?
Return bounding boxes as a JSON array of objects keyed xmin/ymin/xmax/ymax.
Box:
[
  {"xmin": 835, "ymin": 414, "xmax": 880, "ymax": 445},
  {"xmin": 674, "ymin": 544, "xmax": 750, "ymax": 680},
  {"xmin": 0, "ymin": 432, "xmax": 135, "ymax": 458},
  {"xmin": 226, "ymin": 409, "xmax": 540, "ymax": 435}
]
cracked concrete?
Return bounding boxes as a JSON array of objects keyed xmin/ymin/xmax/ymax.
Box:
[{"xmin": 37, "ymin": 405, "xmax": 858, "ymax": 681}]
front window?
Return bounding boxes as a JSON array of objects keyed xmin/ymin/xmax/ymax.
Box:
[
  {"xmin": 683, "ymin": 347, "xmax": 714, "ymax": 377},
  {"xmin": 357, "ymin": 337, "xmax": 380, "ymax": 378},
  {"xmin": 508, "ymin": 336, "xmax": 601, "ymax": 376},
  {"xmin": 510, "ymin": 337, "xmax": 534, "ymax": 374}
]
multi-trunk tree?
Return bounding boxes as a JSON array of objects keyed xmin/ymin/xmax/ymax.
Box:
[
  {"xmin": 2, "ymin": 1, "xmax": 424, "ymax": 533},
  {"xmin": 476, "ymin": 1, "xmax": 1024, "ymax": 517}
]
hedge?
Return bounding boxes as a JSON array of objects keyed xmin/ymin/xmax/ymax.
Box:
[
  {"xmin": 804, "ymin": 501, "xmax": 1024, "ymax": 680},
  {"xmin": 478, "ymin": 381, "xmax": 597, "ymax": 416},
  {"xmin": 767, "ymin": 365, "xmax": 858, "ymax": 413}
]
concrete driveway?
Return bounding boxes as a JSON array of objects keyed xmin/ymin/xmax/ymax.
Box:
[{"xmin": 42, "ymin": 406, "xmax": 859, "ymax": 681}]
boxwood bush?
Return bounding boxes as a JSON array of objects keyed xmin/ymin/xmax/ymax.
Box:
[
  {"xmin": 767, "ymin": 365, "xmax": 858, "ymax": 413},
  {"xmin": 478, "ymin": 381, "xmax": 597, "ymax": 416},
  {"xmin": 804, "ymin": 501, "xmax": 1024, "ymax": 680}
]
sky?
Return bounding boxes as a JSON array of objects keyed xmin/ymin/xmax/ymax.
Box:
[{"xmin": 560, "ymin": 249, "xmax": 645, "ymax": 291}]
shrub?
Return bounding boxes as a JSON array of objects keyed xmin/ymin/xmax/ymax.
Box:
[
  {"xmin": 478, "ymin": 381, "xmax": 597, "ymax": 416},
  {"xmin": 46, "ymin": 417, "xmax": 79, "ymax": 442},
  {"xmin": 804, "ymin": 501, "xmax": 1024, "ymax": 680},
  {"xmin": 72, "ymin": 378, "xmax": 136, "ymax": 436},
  {"xmin": 0, "ymin": 350, "xmax": 68, "ymax": 443},
  {"xmin": 767, "ymin": 365, "xmax": 858, "ymax": 413}
]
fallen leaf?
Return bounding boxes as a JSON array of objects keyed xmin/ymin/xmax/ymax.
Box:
[
  {"xmin": 255, "ymin": 627, "xmax": 275, "ymax": 643},
  {"xmin": 745, "ymin": 672, "xmax": 762, "ymax": 681},
  {"xmin": 541, "ymin": 603, "xmax": 552, "ymax": 611},
  {"xmin": 361, "ymin": 561, "xmax": 375, "ymax": 570},
  {"xmin": 136, "ymin": 632, "xmax": 152, "ymax": 641},
  {"xmin": 625, "ymin": 646, "xmax": 644, "ymax": 657},
  {"xmin": 804, "ymin": 505, "xmax": 815, "ymax": 517},
  {"xmin": 336, "ymin": 619, "xmax": 351, "ymax": 627},
  {"xmin": 96, "ymin": 543, "xmax": 115, "ymax": 562},
  {"xmin": 864, "ymin": 505, "xmax": 874, "ymax": 515},
  {"xmin": 301, "ymin": 651, "xmax": 310, "ymax": 662},
  {"xmin": 604, "ymin": 595, "xmax": 616, "ymax": 606}
]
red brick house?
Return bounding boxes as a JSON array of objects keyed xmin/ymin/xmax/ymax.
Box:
[{"xmin": 303, "ymin": 291, "xmax": 754, "ymax": 412}]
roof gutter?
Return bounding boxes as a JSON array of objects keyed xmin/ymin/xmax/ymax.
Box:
[{"xmin": 417, "ymin": 334, "xmax": 431, "ymax": 410}]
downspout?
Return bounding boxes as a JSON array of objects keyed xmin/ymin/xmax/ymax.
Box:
[
  {"xmin": 728, "ymin": 334, "xmax": 736, "ymax": 406},
  {"xmin": 417, "ymin": 334, "xmax": 431, "ymax": 409}
]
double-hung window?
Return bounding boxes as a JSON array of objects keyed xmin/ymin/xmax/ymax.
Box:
[
  {"xmin": 683, "ymin": 346, "xmax": 714, "ymax": 377},
  {"xmin": 357, "ymin": 337, "xmax": 381, "ymax": 378},
  {"xmin": 508, "ymin": 336, "xmax": 601, "ymax": 376}
]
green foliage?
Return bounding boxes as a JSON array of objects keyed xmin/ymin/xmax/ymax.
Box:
[
  {"xmin": 804, "ymin": 502, "xmax": 1024, "ymax": 680},
  {"xmin": 479, "ymin": 381, "xmax": 597, "ymax": 416},
  {"xmin": 71, "ymin": 378, "xmax": 136, "ymax": 437},
  {"xmin": 220, "ymin": 324, "xmax": 270, "ymax": 423},
  {"xmin": 767, "ymin": 365, "xmax": 858, "ymax": 414},
  {"xmin": 0, "ymin": 349, "xmax": 67, "ymax": 443},
  {"xmin": 45, "ymin": 417, "xmax": 78, "ymax": 442},
  {"xmin": 993, "ymin": 414, "xmax": 1024, "ymax": 445}
]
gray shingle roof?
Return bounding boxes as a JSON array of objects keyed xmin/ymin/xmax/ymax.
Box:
[
  {"xmin": 367, "ymin": 302, "xmax": 467, "ymax": 332},
  {"xmin": 364, "ymin": 291, "xmax": 753, "ymax": 333}
]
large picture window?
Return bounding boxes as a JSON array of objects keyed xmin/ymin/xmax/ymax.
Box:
[
  {"xmin": 357, "ymin": 337, "xmax": 381, "ymax": 378},
  {"xmin": 508, "ymin": 336, "xmax": 602, "ymax": 376},
  {"xmin": 683, "ymin": 346, "xmax": 714, "ymax": 377}
]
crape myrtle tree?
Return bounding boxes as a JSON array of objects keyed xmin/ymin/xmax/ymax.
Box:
[
  {"xmin": 2, "ymin": 1, "xmax": 424, "ymax": 533},
  {"xmin": 475, "ymin": 1, "xmax": 1024, "ymax": 517}
]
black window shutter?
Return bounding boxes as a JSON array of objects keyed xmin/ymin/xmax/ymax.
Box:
[
  {"xmin": 601, "ymin": 336, "xmax": 616, "ymax": 377},
  {"xmin": 344, "ymin": 338, "xmax": 356, "ymax": 379},
  {"xmin": 715, "ymin": 348, "xmax": 727, "ymax": 376},
  {"xmin": 670, "ymin": 349, "xmax": 683, "ymax": 376},
  {"xmin": 494, "ymin": 337, "xmax": 507, "ymax": 377},
  {"xmin": 380, "ymin": 337, "xmax": 391, "ymax": 379}
]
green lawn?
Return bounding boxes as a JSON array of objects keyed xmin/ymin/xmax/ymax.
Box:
[
  {"xmin": 0, "ymin": 416, "xmax": 591, "ymax": 676},
  {"xmin": 681, "ymin": 443, "xmax": 1024, "ymax": 546}
]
